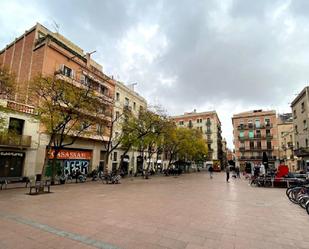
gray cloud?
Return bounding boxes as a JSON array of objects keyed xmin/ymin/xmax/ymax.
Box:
[{"xmin": 1, "ymin": 0, "xmax": 309, "ymax": 147}]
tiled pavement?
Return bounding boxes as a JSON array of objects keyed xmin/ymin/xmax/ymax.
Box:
[{"xmin": 0, "ymin": 172, "xmax": 309, "ymax": 249}]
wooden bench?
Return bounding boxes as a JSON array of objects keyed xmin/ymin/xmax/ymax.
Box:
[
  {"xmin": 29, "ymin": 180, "xmax": 51, "ymax": 195},
  {"xmin": 0, "ymin": 177, "xmax": 30, "ymax": 190}
]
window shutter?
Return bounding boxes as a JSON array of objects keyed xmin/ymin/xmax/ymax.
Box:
[{"xmin": 71, "ymin": 70, "xmax": 75, "ymax": 79}]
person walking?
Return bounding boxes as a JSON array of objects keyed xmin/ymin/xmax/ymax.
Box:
[
  {"xmin": 208, "ymin": 165, "xmax": 214, "ymax": 179},
  {"xmin": 226, "ymin": 165, "xmax": 230, "ymax": 182},
  {"xmin": 236, "ymin": 166, "xmax": 240, "ymax": 178}
]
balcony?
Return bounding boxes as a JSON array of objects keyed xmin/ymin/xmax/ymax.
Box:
[
  {"xmin": 55, "ymin": 72, "xmax": 114, "ymax": 103},
  {"xmin": 0, "ymin": 99, "xmax": 36, "ymax": 115},
  {"xmin": 237, "ymin": 123, "xmax": 272, "ymax": 130},
  {"xmin": 238, "ymin": 146, "xmax": 274, "ymax": 152},
  {"xmin": 238, "ymin": 134, "xmax": 273, "ymax": 140},
  {"xmin": 0, "ymin": 133, "xmax": 32, "ymax": 148},
  {"xmin": 239, "ymin": 155, "xmax": 276, "ymax": 161}
]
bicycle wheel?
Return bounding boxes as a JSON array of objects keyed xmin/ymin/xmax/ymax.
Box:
[
  {"xmin": 299, "ymin": 195, "xmax": 309, "ymax": 209},
  {"xmin": 288, "ymin": 188, "xmax": 302, "ymax": 204},
  {"xmin": 306, "ymin": 201, "xmax": 309, "ymax": 215}
]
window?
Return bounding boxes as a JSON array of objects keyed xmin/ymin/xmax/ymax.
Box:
[
  {"xmin": 133, "ymin": 102, "xmax": 136, "ymax": 110},
  {"xmin": 115, "ymin": 111, "xmax": 120, "ymax": 119},
  {"xmin": 256, "ymin": 130, "xmax": 261, "ymax": 138},
  {"xmin": 255, "ymin": 119, "xmax": 260, "ymax": 128},
  {"xmin": 293, "ymin": 110, "xmax": 297, "ymax": 119},
  {"xmin": 124, "ymin": 97, "xmax": 129, "ymax": 107},
  {"xmin": 267, "ymin": 141, "xmax": 272, "ymax": 150},
  {"xmin": 96, "ymin": 124, "xmax": 103, "ymax": 135},
  {"xmin": 239, "ymin": 120, "xmax": 244, "ymax": 129},
  {"xmin": 306, "ymin": 139, "xmax": 308, "ymax": 148},
  {"xmin": 239, "ymin": 131, "xmax": 244, "ymax": 138},
  {"xmin": 99, "ymin": 85, "xmax": 108, "ymax": 96},
  {"xmin": 179, "ymin": 121, "xmax": 184, "ymax": 125},
  {"xmin": 188, "ymin": 120, "xmax": 193, "ymax": 128},
  {"xmin": 240, "ymin": 141, "xmax": 245, "ymax": 148},
  {"xmin": 257, "ymin": 141, "xmax": 261, "ymax": 149},
  {"xmin": 248, "ymin": 121, "xmax": 253, "ymax": 129},
  {"xmin": 249, "ymin": 130, "xmax": 254, "ymax": 139},
  {"xmin": 62, "ymin": 65, "xmax": 73, "ymax": 78},
  {"xmin": 115, "ymin": 132, "xmax": 119, "ymax": 138},
  {"xmin": 8, "ymin": 118, "xmax": 24, "ymax": 135},
  {"xmin": 304, "ymin": 120, "xmax": 307, "ymax": 130},
  {"xmin": 249, "ymin": 141, "xmax": 254, "ymax": 149},
  {"xmin": 113, "ymin": 152, "xmax": 117, "ymax": 161},
  {"xmin": 116, "ymin": 92, "xmax": 120, "ymax": 101},
  {"xmin": 295, "ymin": 125, "xmax": 298, "ymax": 134},
  {"xmin": 206, "ymin": 118, "xmax": 211, "ymax": 126},
  {"xmin": 265, "ymin": 118, "xmax": 270, "ymax": 126},
  {"xmin": 266, "ymin": 129, "xmax": 271, "ymax": 137},
  {"xmin": 302, "ymin": 102, "xmax": 305, "ymax": 113},
  {"xmin": 297, "ymin": 142, "xmax": 299, "ymax": 149}
]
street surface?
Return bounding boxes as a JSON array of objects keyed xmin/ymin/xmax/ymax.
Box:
[{"xmin": 0, "ymin": 172, "xmax": 308, "ymax": 249}]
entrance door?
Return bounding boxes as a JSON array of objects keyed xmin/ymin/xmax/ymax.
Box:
[{"xmin": 0, "ymin": 152, "xmax": 24, "ymax": 177}]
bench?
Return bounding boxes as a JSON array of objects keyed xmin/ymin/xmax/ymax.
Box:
[
  {"xmin": 29, "ymin": 180, "xmax": 51, "ymax": 195},
  {"xmin": 0, "ymin": 177, "xmax": 30, "ymax": 190}
]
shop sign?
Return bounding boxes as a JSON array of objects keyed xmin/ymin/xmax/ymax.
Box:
[
  {"xmin": 0, "ymin": 151, "xmax": 24, "ymax": 157},
  {"xmin": 49, "ymin": 149, "xmax": 92, "ymax": 160}
]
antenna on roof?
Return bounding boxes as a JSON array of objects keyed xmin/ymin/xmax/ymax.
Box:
[{"xmin": 52, "ymin": 20, "xmax": 60, "ymax": 33}]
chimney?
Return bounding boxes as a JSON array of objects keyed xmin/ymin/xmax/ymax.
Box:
[{"xmin": 86, "ymin": 53, "xmax": 91, "ymax": 67}]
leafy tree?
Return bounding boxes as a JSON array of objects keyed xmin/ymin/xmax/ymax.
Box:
[
  {"xmin": 163, "ymin": 126, "xmax": 208, "ymax": 170},
  {"xmin": 30, "ymin": 75, "xmax": 107, "ymax": 183},
  {"xmin": 0, "ymin": 67, "xmax": 16, "ymax": 129}
]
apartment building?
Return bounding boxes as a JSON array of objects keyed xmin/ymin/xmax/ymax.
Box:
[
  {"xmin": 110, "ymin": 81, "xmax": 147, "ymax": 175},
  {"xmin": 232, "ymin": 110, "xmax": 279, "ymax": 170},
  {"xmin": 277, "ymin": 113, "xmax": 296, "ymax": 171},
  {"xmin": 291, "ymin": 86, "xmax": 309, "ymax": 171},
  {"xmin": 0, "ymin": 23, "xmax": 114, "ymax": 178},
  {"xmin": 172, "ymin": 110, "xmax": 223, "ymax": 167}
]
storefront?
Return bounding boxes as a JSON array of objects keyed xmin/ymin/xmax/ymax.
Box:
[
  {"xmin": 0, "ymin": 151, "xmax": 25, "ymax": 177},
  {"xmin": 49, "ymin": 149, "xmax": 92, "ymax": 177}
]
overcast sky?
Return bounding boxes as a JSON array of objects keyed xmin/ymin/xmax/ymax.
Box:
[{"xmin": 1, "ymin": 0, "xmax": 308, "ymax": 148}]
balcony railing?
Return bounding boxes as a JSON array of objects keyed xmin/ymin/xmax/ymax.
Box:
[
  {"xmin": 55, "ymin": 72, "xmax": 114, "ymax": 103},
  {"xmin": 237, "ymin": 123, "xmax": 273, "ymax": 130},
  {"xmin": 0, "ymin": 99, "xmax": 36, "ymax": 115},
  {"xmin": 0, "ymin": 133, "xmax": 32, "ymax": 147},
  {"xmin": 238, "ymin": 134, "xmax": 273, "ymax": 140},
  {"xmin": 238, "ymin": 146, "xmax": 274, "ymax": 152},
  {"xmin": 239, "ymin": 155, "xmax": 276, "ymax": 160}
]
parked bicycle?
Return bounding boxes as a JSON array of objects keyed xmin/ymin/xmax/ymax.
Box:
[
  {"xmin": 102, "ymin": 172, "xmax": 121, "ymax": 184},
  {"xmin": 286, "ymin": 179, "xmax": 309, "ymax": 215}
]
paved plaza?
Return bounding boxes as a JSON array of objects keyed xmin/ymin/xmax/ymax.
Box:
[{"xmin": 0, "ymin": 172, "xmax": 309, "ymax": 249}]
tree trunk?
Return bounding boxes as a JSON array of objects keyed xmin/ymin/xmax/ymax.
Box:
[{"xmin": 51, "ymin": 149, "xmax": 60, "ymax": 185}]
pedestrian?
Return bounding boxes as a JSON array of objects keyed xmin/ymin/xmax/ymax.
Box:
[
  {"xmin": 236, "ymin": 166, "xmax": 240, "ymax": 178},
  {"xmin": 208, "ymin": 165, "xmax": 214, "ymax": 179},
  {"xmin": 226, "ymin": 165, "xmax": 230, "ymax": 182},
  {"xmin": 260, "ymin": 163, "xmax": 265, "ymax": 177},
  {"xmin": 75, "ymin": 168, "xmax": 80, "ymax": 183}
]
